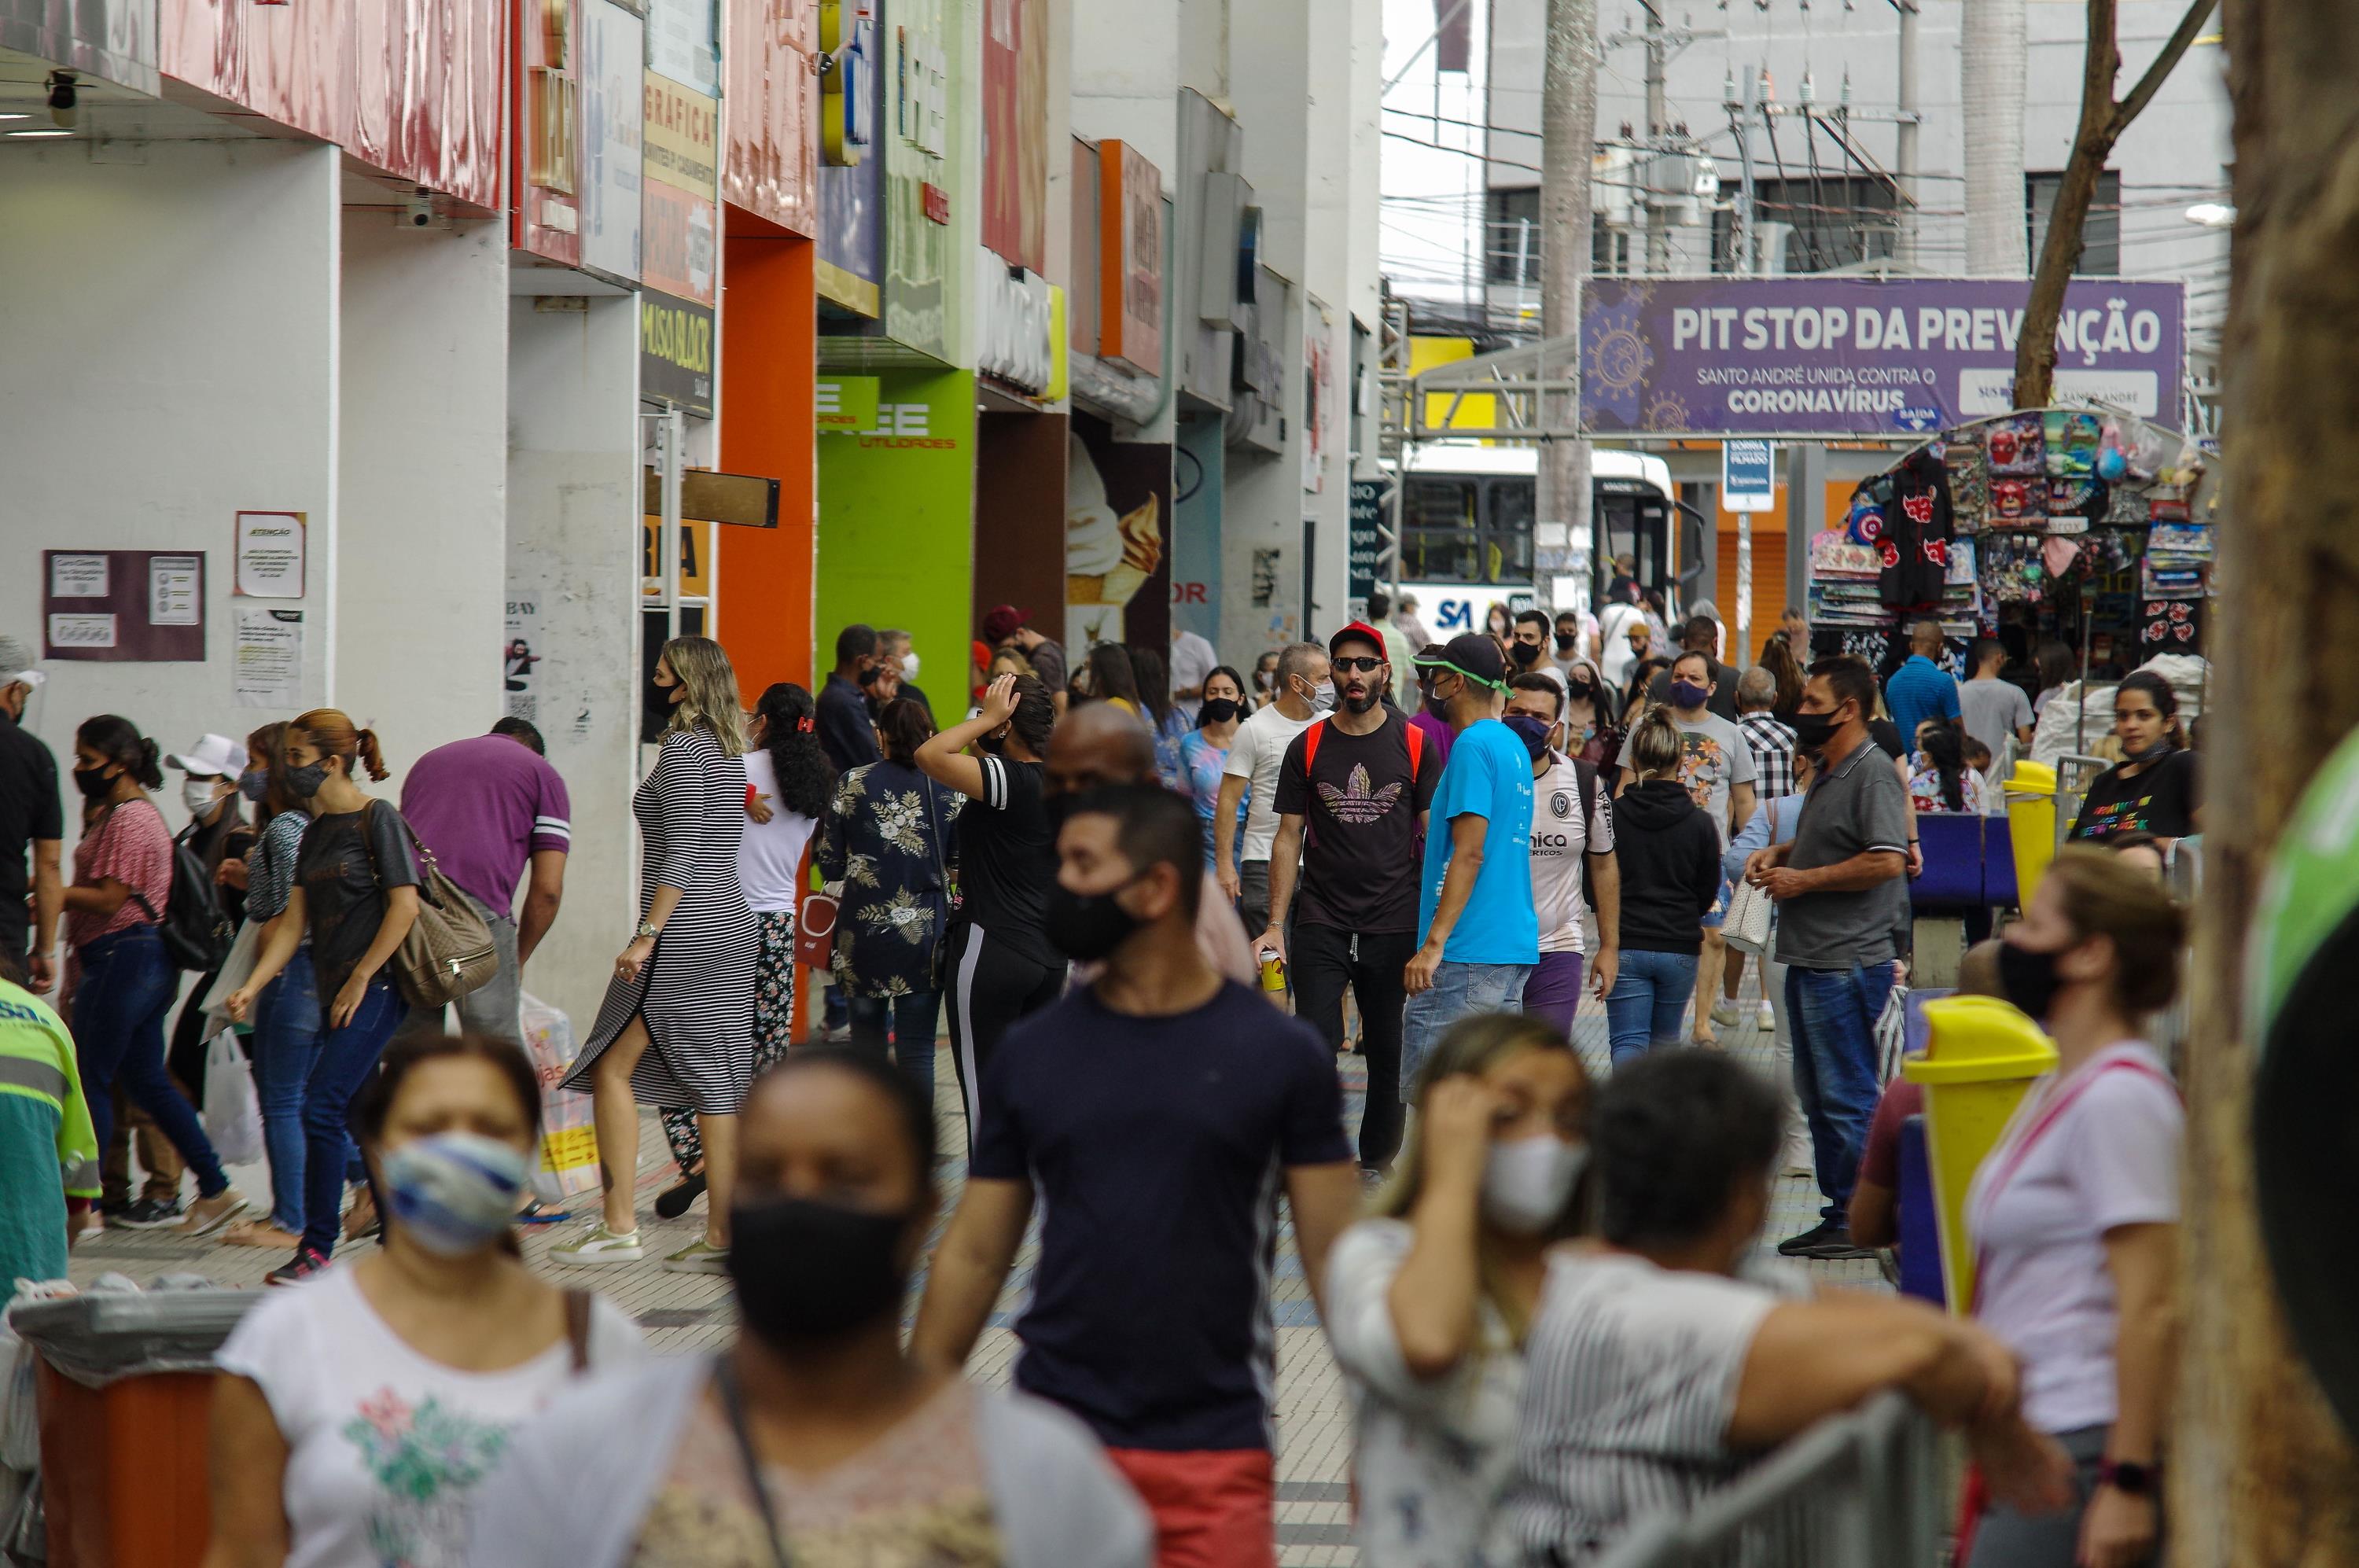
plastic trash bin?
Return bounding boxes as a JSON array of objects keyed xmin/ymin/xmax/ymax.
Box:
[
  {"xmin": 11, "ymin": 1290, "xmax": 260, "ymax": 1568},
  {"xmin": 1900, "ymin": 996, "xmax": 2058, "ymax": 1314},
  {"xmin": 2004, "ymin": 760, "xmax": 2059, "ymax": 905}
]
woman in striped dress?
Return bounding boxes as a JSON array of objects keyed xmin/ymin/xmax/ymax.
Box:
[{"xmin": 553, "ymin": 637, "xmax": 758, "ymax": 1275}]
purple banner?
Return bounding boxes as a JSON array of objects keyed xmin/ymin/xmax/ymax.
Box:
[{"xmin": 1580, "ymin": 277, "xmax": 2186, "ymax": 436}]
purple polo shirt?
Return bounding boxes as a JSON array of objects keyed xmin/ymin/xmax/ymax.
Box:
[{"xmin": 399, "ymin": 734, "xmax": 572, "ymax": 915}]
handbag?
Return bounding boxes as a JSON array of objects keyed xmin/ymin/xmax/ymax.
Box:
[
  {"xmin": 362, "ymin": 802, "xmax": 499, "ymax": 1009},
  {"xmin": 1722, "ymin": 801, "xmax": 1778, "ymax": 958},
  {"xmin": 201, "ymin": 1029, "xmax": 265, "ymax": 1166},
  {"xmin": 794, "ymin": 889, "xmax": 837, "ymax": 970}
]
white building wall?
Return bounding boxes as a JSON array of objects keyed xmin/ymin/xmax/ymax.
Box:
[
  {"xmin": 0, "ymin": 140, "xmax": 340, "ymax": 817},
  {"xmin": 335, "ymin": 213, "xmax": 510, "ymax": 784},
  {"xmin": 504, "ymin": 296, "xmax": 642, "ymax": 1031}
]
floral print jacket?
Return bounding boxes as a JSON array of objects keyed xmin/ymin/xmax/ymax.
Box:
[{"xmin": 817, "ymin": 759, "xmax": 964, "ymax": 999}]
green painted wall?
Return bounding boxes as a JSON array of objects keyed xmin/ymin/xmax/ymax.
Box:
[{"xmin": 815, "ymin": 367, "xmax": 977, "ymax": 694}]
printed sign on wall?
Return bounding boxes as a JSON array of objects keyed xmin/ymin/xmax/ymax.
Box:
[
  {"xmin": 642, "ymin": 71, "xmax": 719, "ymax": 307},
  {"xmin": 43, "ymin": 550, "xmax": 207, "ymax": 662}
]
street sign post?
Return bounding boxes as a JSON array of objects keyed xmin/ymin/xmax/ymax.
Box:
[{"xmin": 1722, "ymin": 439, "xmax": 1777, "ymax": 513}]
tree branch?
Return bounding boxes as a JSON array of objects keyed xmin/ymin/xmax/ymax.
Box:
[{"xmin": 2111, "ymin": 0, "xmax": 2219, "ymax": 134}]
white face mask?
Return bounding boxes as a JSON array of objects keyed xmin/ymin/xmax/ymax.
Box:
[
  {"xmin": 1307, "ymin": 679, "xmax": 1338, "ymax": 716},
  {"xmin": 182, "ymin": 778, "xmax": 224, "ymax": 816},
  {"xmin": 901, "ymin": 652, "xmax": 920, "ymax": 681},
  {"xmin": 1480, "ymin": 1134, "xmax": 1588, "ymax": 1235}
]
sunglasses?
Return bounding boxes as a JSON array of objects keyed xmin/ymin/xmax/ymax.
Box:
[{"xmin": 1331, "ymin": 656, "xmax": 1385, "ymax": 674}]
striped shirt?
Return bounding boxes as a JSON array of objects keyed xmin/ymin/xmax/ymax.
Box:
[
  {"xmin": 1497, "ymin": 1252, "xmax": 1809, "ymax": 1566},
  {"xmin": 1738, "ymin": 712, "xmax": 1799, "ymax": 802},
  {"xmin": 245, "ymin": 809, "xmax": 310, "ymax": 926}
]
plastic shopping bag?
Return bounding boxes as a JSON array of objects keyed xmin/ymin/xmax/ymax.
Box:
[
  {"xmin": 200, "ymin": 1032, "xmax": 264, "ymax": 1167},
  {"xmin": 520, "ymin": 992, "xmax": 598, "ymax": 1204}
]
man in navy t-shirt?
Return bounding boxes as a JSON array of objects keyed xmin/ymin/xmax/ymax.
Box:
[
  {"xmin": 913, "ymin": 784, "xmax": 1359, "ymax": 1568},
  {"xmin": 1399, "ymin": 635, "xmax": 1539, "ymax": 1089}
]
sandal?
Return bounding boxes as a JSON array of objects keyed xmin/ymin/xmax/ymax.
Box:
[
  {"xmin": 343, "ymin": 1189, "xmax": 380, "ymax": 1242},
  {"xmin": 655, "ymin": 1170, "xmax": 708, "ymax": 1221},
  {"xmin": 219, "ymin": 1219, "xmax": 303, "ymax": 1250}
]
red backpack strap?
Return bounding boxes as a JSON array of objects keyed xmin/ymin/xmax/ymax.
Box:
[
  {"xmin": 1404, "ymin": 719, "xmax": 1425, "ymax": 781},
  {"xmin": 1301, "ymin": 719, "xmax": 1323, "ymax": 777}
]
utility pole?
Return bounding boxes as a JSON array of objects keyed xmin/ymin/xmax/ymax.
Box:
[
  {"xmin": 1643, "ymin": 6, "xmax": 1669, "ymax": 274},
  {"xmin": 1961, "ymin": 0, "xmax": 2028, "ymax": 274},
  {"xmin": 1538, "ymin": 0, "xmax": 1599, "ymax": 616},
  {"xmin": 1893, "ymin": 0, "xmax": 1919, "ymax": 267}
]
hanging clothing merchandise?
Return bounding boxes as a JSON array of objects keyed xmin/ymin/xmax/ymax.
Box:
[
  {"xmin": 1878, "ymin": 446, "xmax": 1955, "ymax": 610},
  {"xmin": 2140, "ymin": 597, "xmax": 2205, "ymax": 653},
  {"xmin": 1945, "ymin": 441, "xmax": 1990, "ymax": 533}
]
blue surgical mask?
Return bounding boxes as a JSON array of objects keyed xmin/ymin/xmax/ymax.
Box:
[
  {"xmin": 1672, "ymin": 679, "xmax": 1710, "ymax": 709},
  {"xmin": 381, "ymin": 1132, "xmax": 531, "ymax": 1257}
]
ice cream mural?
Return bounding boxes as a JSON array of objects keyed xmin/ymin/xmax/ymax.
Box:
[{"xmin": 1065, "ymin": 418, "xmax": 1171, "ymax": 653}]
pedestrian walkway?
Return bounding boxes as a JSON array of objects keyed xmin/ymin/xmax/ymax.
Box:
[{"xmin": 67, "ymin": 967, "xmax": 1875, "ymax": 1566}]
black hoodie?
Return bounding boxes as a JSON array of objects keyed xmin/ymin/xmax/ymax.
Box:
[{"xmin": 1611, "ymin": 778, "xmax": 1727, "ymax": 955}]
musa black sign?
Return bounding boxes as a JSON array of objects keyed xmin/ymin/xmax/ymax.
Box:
[
  {"xmin": 642, "ymin": 289, "xmax": 716, "ymax": 418},
  {"xmin": 1349, "ymin": 478, "xmax": 1392, "ymax": 604}
]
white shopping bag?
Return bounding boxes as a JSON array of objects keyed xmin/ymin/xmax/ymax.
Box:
[
  {"xmin": 201, "ymin": 1031, "xmax": 264, "ymax": 1168},
  {"xmin": 520, "ymin": 992, "xmax": 598, "ymax": 1203}
]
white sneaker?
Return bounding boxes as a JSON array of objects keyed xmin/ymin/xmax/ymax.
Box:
[
  {"xmin": 1710, "ymin": 1000, "xmax": 1739, "ymax": 1028},
  {"xmin": 550, "ymin": 1224, "xmax": 643, "ymax": 1265},
  {"xmin": 1757, "ymin": 1000, "xmax": 1776, "ymax": 1030}
]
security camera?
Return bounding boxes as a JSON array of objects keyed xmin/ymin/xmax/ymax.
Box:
[
  {"xmin": 46, "ymin": 72, "xmax": 76, "ymax": 131},
  {"xmin": 403, "ymin": 191, "xmax": 435, "ymax": 227}
]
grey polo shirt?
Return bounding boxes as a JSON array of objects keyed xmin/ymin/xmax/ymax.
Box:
[{"xmin": 1775, "ymin": 735, "xmax": 1911, "ymax": 970}]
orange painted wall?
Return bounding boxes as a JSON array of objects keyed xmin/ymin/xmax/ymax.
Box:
[{"xmin": 719, "ymin": 226, "xmax": 818, "ymax": 692}]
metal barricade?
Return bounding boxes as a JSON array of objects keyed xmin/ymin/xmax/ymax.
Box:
[
  {"xmin": 2050, "ymin": 753, "xmax": 2113, "ymax": 853},
  {"xmin": 1589, "ymin": 1393, "xmax": 1946, "ymax": 1568}
]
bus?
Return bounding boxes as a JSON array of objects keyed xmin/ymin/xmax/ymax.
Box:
[{"xmin": 1396, "ymin": 442, "xmax": 1703, "ymax": 617}]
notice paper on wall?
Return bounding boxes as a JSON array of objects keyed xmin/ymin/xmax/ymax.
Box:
[
  {"xmin": 234, "ymin": 609, "xmax": 304, "ymax": 709},
  {"xmin": 50, "ymin": 555, "xmax": 109, "ymax": 598},
  {"xmin": 42, "ymin": 549, "xmax": 206, "ymax": 661},
  {"xmin": 234, "ymin": 512, "xmax": 307, "ymax": 598},
  {"xmin": 47, "ymin": 614, "xmax": 116, "ymax": 650},
  {"xmin": 149, "ymin": 557, "xmax": 202, "ymax": 626}
]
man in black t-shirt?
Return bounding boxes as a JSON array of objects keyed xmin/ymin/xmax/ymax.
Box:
[
  {"xmin": 0, "ymin": 639, "xmax": 61, "ymax": 992},
  {"xmin": 1262, "ymin": 622, "xmax": 1439, "ymax": 1176},
  {"xmin": 914, "ymin": 785, "xmax": 1357, "ymax": 1562}
]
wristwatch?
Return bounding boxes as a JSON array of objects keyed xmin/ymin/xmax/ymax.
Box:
[
  {"xmin": 2098, "ymin": 1458, "xmax": 2159, "ymax": 1496},
  {"xmin": 635, "ymin": 919, "xmax": 662, "ymax": 940}
]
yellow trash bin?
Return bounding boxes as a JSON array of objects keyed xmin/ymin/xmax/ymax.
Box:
[
  {"xmin": 1901, "ymin": 996, "xmax": 2059, "ymax": 1312},
  {"xmin": 2004, "ymin": 760, "xmax": 2059, "ymax": 905}
]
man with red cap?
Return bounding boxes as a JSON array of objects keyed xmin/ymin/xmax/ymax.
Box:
[
  {"xmin": 1262, "ymin": 622, "xmax": 1437, "ymax": 1180},
  {"xmin": 981, "ymin": 605, "xmax": 1069, "ymax": 716}
]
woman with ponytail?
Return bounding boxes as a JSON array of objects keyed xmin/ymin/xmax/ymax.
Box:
[
  {"xmin": 552, "ymin": 636, "xmax": 760, "ymax": 1275},
  {"xmin": 653, "ymin": 680, "xmax": 831, "ymax": 1218},
  {"xmin": 67, "ymin": 716, "xmax": 250, "ymax": 1238},
  {"xmin": 223, "ymin": 709, "xmax": 420, "ymax": 1283}
]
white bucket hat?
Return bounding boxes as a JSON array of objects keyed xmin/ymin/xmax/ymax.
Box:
[{"xmin": 166, "ymin": 733, "xmax": 249, "ymax": 778}]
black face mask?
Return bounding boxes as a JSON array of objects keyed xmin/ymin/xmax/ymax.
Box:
[
  {"xmin": 1044, "ymin": 876, "xmax": 1145, "ymax": 961},
  {"xmin": 286, "ymin": 760, "xmax": 329, "ymax": 800},
  {"xmin": 1789, "ymin": 708, "xmax": 1842, "ymax": 753},
  {"xmin": 1997, "ymin": 940, "xmax": 2066, "ymax": 1021},
  {"xmin": 1567, "ymin": 679, "xmax": 1595, "ymax": 705},
  {"xmin": 1511, "ymin": 641, "xmax": 1540, "ymax": 667},
  {"xmin": 1554, "ymin": 631, "xmax": 1578, "ymax": 652},
  {"xmin": 727, "ymin": 1197, "xmax": 913, "ymax": 1342},
  {"xmin": 1198, "ymin": 698, "xmax": 1240, "ymax": 724},
  {"xmin": 71, "ymin": 765, "xmax": 113, "ymax": 801}
]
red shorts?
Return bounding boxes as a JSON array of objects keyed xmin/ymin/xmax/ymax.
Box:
[{"xmin": 1104, "ymin": 1446, "xmax": 1276, "ymax": 1568}]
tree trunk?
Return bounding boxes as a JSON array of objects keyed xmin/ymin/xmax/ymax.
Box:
[
  {"xmin": 2173, "ymin": 2, "xmax": 2359, "ymax": 1562},
  {"xmin": 2014, "ymin": 0, "xmax": 2120, "ymax": 407}
]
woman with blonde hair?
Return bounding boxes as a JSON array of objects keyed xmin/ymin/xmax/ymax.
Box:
[
  {"xmin": 1603, "ymin": 706, "xmax": 1724, "ymax": 1067},
  {"xmin": 1325, "ymin": 1013, "xmax": 1593, "ymax": 1567},
  {"xmin": 551, "ymin": 637, "xmax": 759, "ymax": 1274},
  {"xmin": 222, "ymin": 709, "xmax": 419, "ymax": 1283}
]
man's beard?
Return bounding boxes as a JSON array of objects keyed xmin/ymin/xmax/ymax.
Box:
[{"xmin": 1343, "ymin": 689, "xmax": 1381, "ymax": 716}]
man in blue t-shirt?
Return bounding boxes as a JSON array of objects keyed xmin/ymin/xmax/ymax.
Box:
[
  {"xmin": 912, "ymin": 784, "xmax": 1359, "ymax": 1566},
  {"xmin": 1884, "ymin": 618, "xmax": 1963, "ymax": 743},
  {"xmin": 1400, "ymin": 635, "xmax": 1539, "ymax": 1089}
]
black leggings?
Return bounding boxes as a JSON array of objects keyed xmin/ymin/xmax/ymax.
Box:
[
  {"xmin": 944, "ymin": 922, "xmax": 1063, "ymax": 1151},
  {"xmin": 1291, "ymin": 924, "xmax": 1415, "ymax": 1172}
]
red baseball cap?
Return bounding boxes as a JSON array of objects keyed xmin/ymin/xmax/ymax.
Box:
[
  {"xmin": 1327, "ymin": 621, "xmax": 1389, "ymax": 659},
  {"xmin": 981, "ymin": 605, "xmax": 1030, "ymax": 644}
]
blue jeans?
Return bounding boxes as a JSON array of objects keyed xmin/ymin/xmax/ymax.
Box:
[
  {"xmin": 1786, "ymin": 962, "xmax": 1896, "ymax": 1223},
  {"xmin": 846, "ymin": 990, "xmax": 940, "ymax": 1106},
  {"xmin": 1603, "ymin": 949, "xmax": 1700, "ymax": 1067},
  {"xmin": 73, "ymin": 926, "xmax": 230, "ymax": 1198},
  {"xmin": 250, "ymin": 948, "xmax": 323, "ymax": 1233},
  {"xmin": 300, "ymin": 977, "xmax": 408, "ymax": 1258},
  {"xmin": 1400, "ymin": 961, "xmax": 1532, "ymax": 1095}
]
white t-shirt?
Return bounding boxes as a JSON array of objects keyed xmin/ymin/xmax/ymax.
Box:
[
  {"xmin": 1222, "ymin": 702, "xmax": 1317, "ymax": 862},
  {"xmin": 738, "ymin": 750, "xmax": 819, "ymax": 914},
  {"xmin": 216, "ymin": 1266, "xmax": 645, "ymax": 1568},
  {"xmin": 1170, "ymin": 629, "xmax": 1218, "ymax": 698},
  {"xmin": 1598, "ymin": 604, "xmax": 1652, "ymax": 687},
  {"xmin": 1497, "ymin": 1251, "xmax": 1809, "ymax": 1567},
  {"xmin": 1326, "ymin": 1219, "xmax": 1525, "ymax": 1568},
  {"xmin": 1530, "ymin": 756, "xmax": 1615, "ymax": 955},
  {"xmin": 1966, "ymin": 1041, "xmax": 2181, "ymax": 1434}
]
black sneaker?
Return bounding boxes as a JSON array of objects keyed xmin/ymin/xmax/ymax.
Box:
[
  {"xmin": 1776, "ymin": 1220, "xmax": 1841, "ymax": 1257},
  {"xmin": 114, "ymin": 1197, "xmax": 187, "ymax": 1231},
  {"xmin": 97, "ymin": 1194, "xmax": 134, "ymax": 1220},
  {"xmin": 266, "ymin": 1246, "xmax": 333, "ymax": 1287},
  {"xmin": 654, "ymin": 1170, "xmax": 708, "ymax": 1220},
  {"xmin": 1798, "ymin": 1228, "xmax": 1878, "ymax": 1261}
]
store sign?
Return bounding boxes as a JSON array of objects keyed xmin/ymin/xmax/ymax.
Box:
[
  {"xmin": 977, "ymin": 253, "xmax": 1054, "ymax": 394},
  {"xmin": 1581, "ymin": 277, "xmax": 2187, "ymax": 437},
  {"xmin": 580, "ymin": 0, "xmax": 644, "ymax": 282},
  {"xmin": 1721, "ymin": 439, "xmax": 1776, "ymax": 511},
  {"xmin": 897, "ymin": 24, "xmax": 946, "ymax": 156},
  {"xmin": 1348, "ymin": 479, "xmax": 1392, "ymax": 605},
  {"xmin": 1099, "ymin": 140, "xmax": 1162, "ymax": 375},
  {"xmin": 815, "ymin": 0, "xmax": 884, "ymax": 314},
  {"xmin": 642, "ymin": 291, "xmax": 716, "ymax": 415},
  {"xmin": 641, "ymin": 516, "xmax": 713, "ymax": 598},
  {"xmin": 881, "ymin": 0, "xmax": 951, "ymax": 361},
  {"xmin": 1302, "ymin": 304, "xmax": 1334, "ymax": 495},
  {"xmin": 819, "ymin": 0, "xmax": 876, "ymax": 165},
  {"xmin": 646, "ymin": 0, "xmax": 719, "ymax": 96},
  {"xmin": 515, "ymin": 0, "xmax": 583, "ymax": 263},
  {"xmin": 980, "ymin": 0, "xmax": 1045, "ymax": 272},
  {"xmin": 1, "ymin": 0, "xmax": 156, "ymax": 94},
  {"xmin": 723, "ymin": 0, "xmax": 819, "ymax": 238},
  {"xmin": 643, "ymin": 71, "xmax": 719, "ymax": 306},
  {"xmin": 815, "ymin": 376, "xmax": 881, "ymax": 431}
]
